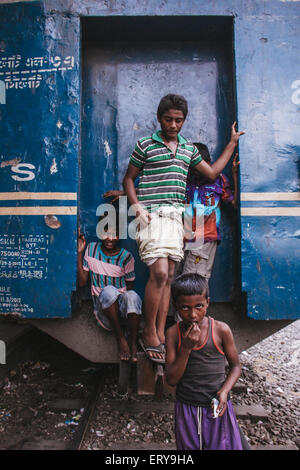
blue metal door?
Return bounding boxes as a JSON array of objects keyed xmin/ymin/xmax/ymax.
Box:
[
  {"xmin": 80, "ymin": 18, "xmax": 236, "ymax": 301},
  {"xmin": 0, "ymin": 3, "xmax": 80, "ymax": 318}
]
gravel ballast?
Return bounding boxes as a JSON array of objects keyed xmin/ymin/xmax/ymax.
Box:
[{"xmin": 81, "ymin": 320, "xmax": 300, "ymax": 450}]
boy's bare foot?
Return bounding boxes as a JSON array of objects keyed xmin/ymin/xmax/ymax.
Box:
[
  {"xmin": 130, "ymin": 343, "xmax": 138, "ymax": 363},
  {"xmin": 118, "ymin": 336, "xmax": 131, "ymax": 361},
  {"xmin": 127, "ymin": 334, "xmax": 138, "ymax": 363}
]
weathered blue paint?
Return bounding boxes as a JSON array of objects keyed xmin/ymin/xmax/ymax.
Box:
[
  {"xmin": 234, "ymin": 11, "xmax": 300, "ymax": 319},
  {"xmin": 0, "ymin": 2, "xmax": 80, "ymax": 317},
  {"xmin": 0, "ymin": 0, "xmax": 299, "ymax": 320}
]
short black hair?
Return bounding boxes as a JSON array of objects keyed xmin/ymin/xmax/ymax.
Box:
[
  {"xmin": 193, "ymin": 143, "xmax": 211, "ymax": 163},
  {"xmin": 171, "ymin": 273, "xmax": 209, "ymax": 302},
  {"xmin": 157, "ymin": 94, "xmax": 188, "ymax": 120}
]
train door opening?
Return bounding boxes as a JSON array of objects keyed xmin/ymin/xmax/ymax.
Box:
[{"xmin": 80, "ymin": 16, "xmax": 237, "ymax": 302}]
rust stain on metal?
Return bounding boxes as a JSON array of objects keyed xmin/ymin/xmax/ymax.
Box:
[
  {"xmin": 0, "ymin": 311, "xmax": 22, "ymax": 318},
  {"xmin": 256, "ymin": 259, "xmax": 261, "ymax": 273},
  {"xmin": 44, "ymin": 215, "xmax": 62, "ymax": 229},
  {"xmin": 0, "ymin": 158, "xmax": 21, "ymax": 168}
]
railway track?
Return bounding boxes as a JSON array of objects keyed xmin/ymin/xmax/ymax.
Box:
[
  {"xmin": 0, "ymin": 323, "xmax": 176, "ymax": 451},
  {"xmin": 69, "ymin": 371, "xmax": 103, "ymax": 450},
  {"xmin": 0, "ymin": 322, "xmax": 102, "ymax": 450}
]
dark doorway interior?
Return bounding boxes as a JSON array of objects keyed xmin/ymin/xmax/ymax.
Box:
[{"xmin": 80, "ymin": 16, "xmax": 237, "ymax": 301}]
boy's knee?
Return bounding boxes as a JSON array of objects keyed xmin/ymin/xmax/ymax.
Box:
[
  {"xmin": 123, "ymin": 290, "xmax": 138, "ymax": 302},
  {"xmin": 167, "ymin": 271, "xmax": 176, "ymax": 286},
  {"xmin": 99, "ymin": 285, "xmax": 120, "ymax": 310},
  {"xmin": 152, "ymin": 269, "xmax": 168, "ymax": 286},
  {"xmin": 121, "ymin": 290, "xmax": 142, "ymax": 315}
]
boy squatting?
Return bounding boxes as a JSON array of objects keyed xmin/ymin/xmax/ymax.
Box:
[{"xmin": 77, "ymin": 217, "xmax": 142, "ymax": 362}]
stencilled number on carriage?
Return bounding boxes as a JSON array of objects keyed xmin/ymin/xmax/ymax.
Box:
[{"xmin": 291, "ymin": 80, "xmax": 300, "ymax": 105}]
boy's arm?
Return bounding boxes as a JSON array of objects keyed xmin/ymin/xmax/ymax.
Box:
[
  {"xmin": 122, "ymin": 162, "xmax": 141, "ymax": 206},
  {"xmin": 165, "ymin": 323, "xmax": 200, "ymax": 386},
  {"xmin": 124, "ymin": 252, "xmax": 136, "ymax": 292},
  {"xmin": 215, "ymin": 322, "xmax": 241, "ymax": 416},
  {"xmin": 231, "ymin": 152, "xmax": 239, "ymax": 209},
  {"xmin": 103, "ymin": 189, "xmax": 125, "ymax": 203},
  {"xmin": 194, "ymin": 122, "xmax": 245, "ymax": 181},
  {"xmin": 123, "ymin": 162, "xmax": 152, "ymax": 226},
  {"xmin": 77, "ymin": 229, "xmax": 89, "ymax": 287},
  {"xmin": 165, "ymin": 325, "xmax": 189, "ymax": 386}
]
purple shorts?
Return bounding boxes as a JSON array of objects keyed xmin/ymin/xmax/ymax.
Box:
[{"xmin": 175, "ymin": 399, "xmax": 243, "ymax": 450}]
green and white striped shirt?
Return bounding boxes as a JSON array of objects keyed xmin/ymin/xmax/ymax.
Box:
[{"xmin": 130, "ymin": 131, "xmax": 202, "ymax": 210}]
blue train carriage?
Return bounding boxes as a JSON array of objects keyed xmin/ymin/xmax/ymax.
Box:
[{"xmin": 0, "ymin": 1, "xmax": 299, "ymax": 364}]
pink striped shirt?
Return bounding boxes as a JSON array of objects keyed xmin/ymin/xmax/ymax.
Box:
[{"xmin": 83, "ymin": 242, "xmax": 135, "ymax": 297}]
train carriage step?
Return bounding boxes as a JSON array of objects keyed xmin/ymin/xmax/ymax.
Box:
[{"xmin": 136, "ymin": 352, "xmax": 175, "ymax": 397}]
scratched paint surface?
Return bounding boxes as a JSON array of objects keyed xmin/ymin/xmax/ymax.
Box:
[
  {"xmin": 235, "ymin": 14, "xmax": 300, "ymax": 319},
  {"xmin": 0, "ymin": 0, "xmax": 299, "ymax": 320}
]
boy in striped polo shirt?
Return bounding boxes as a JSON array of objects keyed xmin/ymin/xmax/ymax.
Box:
[
  {"xmin": 123, "ymin": 94, "xmax": 244, "ymax": 363},
  {"xmin": 77, "ymin": 221, "xmax": 142, "ymax": 362}
]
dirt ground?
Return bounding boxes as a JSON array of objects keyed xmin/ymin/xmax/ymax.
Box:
[{"xmin": 0, "ymin": 338, "xmax": 97, "ymax": 450}]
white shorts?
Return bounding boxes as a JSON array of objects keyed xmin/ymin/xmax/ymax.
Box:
[{"xmin": 136, "ymin": 206, "xmax": 185, "ymax": 266}]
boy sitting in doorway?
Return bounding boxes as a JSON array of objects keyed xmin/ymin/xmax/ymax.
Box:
[{"xmin": 77, "ymin": 216, "xmax": 142, "ymax": 363}]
